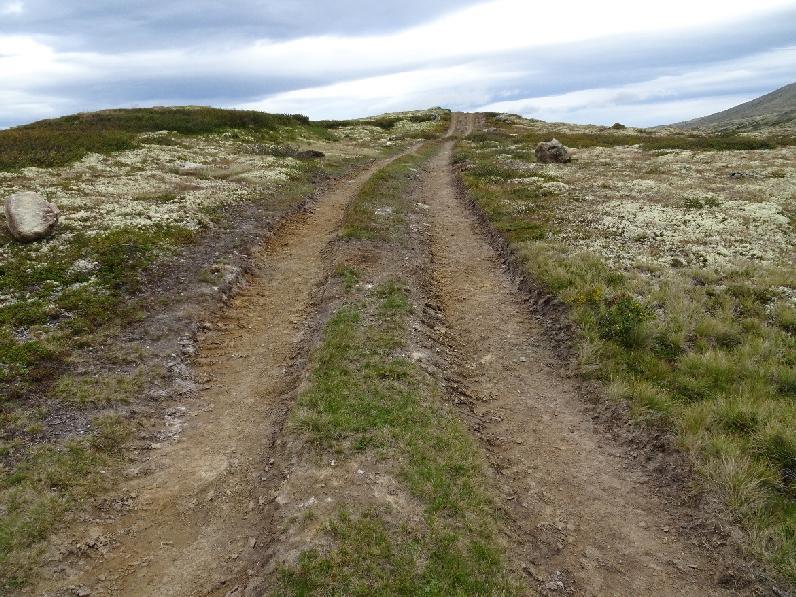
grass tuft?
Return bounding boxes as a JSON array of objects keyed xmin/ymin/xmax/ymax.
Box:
[
  {"xmin": 340, "ymin": 144, "xmax": 437, "ymax": 242},
  {"xmin": 0, "ymin": 413, "xmax": 131, "ymax": 588},
  {"xmin": 282, "ymin": 280, "xmax": 517, "ymax": 594}
]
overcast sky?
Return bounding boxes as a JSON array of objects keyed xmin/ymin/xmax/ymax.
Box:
[{"xmin": 1, "ymin": 0, "xmax": 795, "ymax": 128}]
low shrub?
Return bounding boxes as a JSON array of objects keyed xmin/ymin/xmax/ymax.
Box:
[{"xmin": 597, "ymin": 294, "xmax": 651, "ymax": 348}]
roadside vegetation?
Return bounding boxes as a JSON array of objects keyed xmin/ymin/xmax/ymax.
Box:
[
  {"xmin": 456, "ymin": 114, "xmax": 796, "ymax": 581},
  {"xmin": 479, "ymin": 113, "xmax": 796, "ymax": 150},
  {"xmin": 275, "ymin": 145, "xmax": 518, "ymax": 594},
  {"xmin": 317, "ymin": 108, "xmax": 450, "ymax": 140},
  {"xmin": 0, "ymin": 107, "xmax": 450, "ymax": 172},
  {"xmin": 0, "ymin": 107, "xmax": 448, "ymax": 589},
  {"xmin": 341, "ymin": 143, "xmax": 439, "ymax": 241}
]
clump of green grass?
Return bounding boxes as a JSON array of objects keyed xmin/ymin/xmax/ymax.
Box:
[
  {"xmin": 772, "ymin": 302, "xmax": 796, "ymax": 334},
  {"xmin": 53, "ymin": 371, "xmax": 147, "ymax": 406},
  {"xmin": 457, "ymin": 119, "xmax": 796, "ymax": 581},
  {"xmin": 0, "ymin": 224, "xmax": 193, "ymax": 398},
  {"xmin": 281, "ymin": 279, "xmax": 517, "ymax": 594},
  {"xmin": 597, "ymin": 294, "xmax": 651, "ymax": 348},
  {"xmin": 278, "ymin": 508, "xmax": 511, "ymax": 596},
  {"xmin": 134, "ymin": 192, "xmax": 179, "ymax": 203},
  {"xmin": 683, "ymin": 196, "xmax": 722, "ymax": 209},
  {"xmin": 334, "ymin": 265, "xmax": 361, "ymax": 292},
  {"xmin": 0, "ymin": 414, "xmax": 131, "ymax": 589},
  {"xmin": 454, "ymin": 147, "xmax": 557, "ymax": 245},
  {"xmin": 340, "ymin": 144, "xmax": 437, "ymax": 242}
]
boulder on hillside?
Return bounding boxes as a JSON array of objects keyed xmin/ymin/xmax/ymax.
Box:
[
  {"xmin": 4, "ymin": 191, "xmax": 60, "ymax": 242},
  {"xmin": 534, "ymin": 139, "xmax": 572, "ymax": 164}
]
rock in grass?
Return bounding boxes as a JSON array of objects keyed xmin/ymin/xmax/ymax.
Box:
[
  {"xmin": 535, "ymin": 138, "xmax": 571, "ymax": 164},
  {"xmin": 295, "ymin": 149, "xmax": 325, "ymax": 159},
  {"xmin": 4, "ymin": 191, "xmax": 60, "ymax": 242}
]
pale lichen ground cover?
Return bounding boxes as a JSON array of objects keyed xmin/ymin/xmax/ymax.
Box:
[
  {"xmin": 0, "ymin": 110, "xmax": 444, "ymax": 322},
  {"xmin": 539, "ymin": 145, "xmax": 794, "ymax": 270}
]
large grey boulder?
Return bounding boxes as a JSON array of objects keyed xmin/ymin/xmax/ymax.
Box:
[
  {"xmin": 4, "ymin": 191, "xmax": 60, "ymax": 242},
  {"xmin": 535, "ymin": 138, "xmax": 572, "ymax": 163}
]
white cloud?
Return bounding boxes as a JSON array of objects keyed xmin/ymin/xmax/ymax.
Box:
[
  {"xmin": 477, "ymin": 46, "xmax": 796, "ymax": 125},
  {"xmin": 229, "ymin": 0, "xmax": 793, "ymax": 77},
  {"xmin": 0, "ymin": 0, "xmax": 794, "ymax": 126},
  {"xmin": 5, "ymin": 0, "xmax": 795, "ymax": 85},
  {"xmin": 237, "ymin": 63, "xmax": 523, "ymax": 119},
  {"xmin": 0, "ymin": 36, "xmax": 87, "ymax": 82},
  {"xmin": 1, "ymin": 1, "xmax": 24, "ymax": 15}
]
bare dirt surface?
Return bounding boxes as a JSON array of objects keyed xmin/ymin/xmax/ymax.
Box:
[
  {"xmin": 27, "ymin": 150, "xmax": 417, "ymax": 597},
  {"xmin": 424, "ymin": 115, "xmax": 765, "ymax": 596},
  {"xmin": 25, "ymin": 114, "xmax": 776, "ymax": 596}
]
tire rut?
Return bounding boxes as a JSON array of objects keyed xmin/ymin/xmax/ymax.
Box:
[
  {"xmin": 29, "ymin": 148, "xmax": 420, "ymax": 597},
  {"xmin": 422, "ymin": 114, "xmax": 748, "ymax": 596}
]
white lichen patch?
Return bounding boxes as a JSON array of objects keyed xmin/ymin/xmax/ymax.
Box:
[
  {"xmin": 332, "ymin": 108, "xmax": 448, "ymax": 148},
  {"xmin": 541, "ymin": 181, "xmax": 569, "ymax": 195},
  {"xmin": 562, "ymin": 198, "xmax": 791, "ymax": 268},
  {"xmin": 0, "ymin": 135, "xmax": 298, "ymax": 311},
  {"xmin": 0, "ymin": 110, "xmax": 450, "ymax": 318},
  {"xmin": 2, "ymin": 139, "xmax": 288, "ymax": 237},
  {"xmin": 532, "ymin": 144, "xmax": 796, "ymax": 270}
]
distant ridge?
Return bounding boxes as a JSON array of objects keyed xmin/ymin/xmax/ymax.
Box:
[{"xmin": 672, "ymin": 82, "xmax": 796, "ymax": 131}]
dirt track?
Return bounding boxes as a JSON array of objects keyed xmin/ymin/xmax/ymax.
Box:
[{"xmin": 29, "ymin": 115, "xmax": 766, "ymax": 596}]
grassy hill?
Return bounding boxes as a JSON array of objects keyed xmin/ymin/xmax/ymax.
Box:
[{"xmin": 672, "ymin": 82, "xmax": 796, "ymax": 132}]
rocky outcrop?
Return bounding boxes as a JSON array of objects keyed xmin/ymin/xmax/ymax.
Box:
[
  {"xmin": 535, "ymin": 139, "xmax": 572, "ymax": 163},
  {"xmin": 4, "ymin": 191, "xmax": 60, "ymax": 241}
]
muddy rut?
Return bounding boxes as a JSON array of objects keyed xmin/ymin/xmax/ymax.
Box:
[{"xmin": 29, "ymin": 115, "xmax": 764, "ymax": 596}]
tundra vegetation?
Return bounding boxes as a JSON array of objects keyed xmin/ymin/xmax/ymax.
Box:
[
  {"xmin": 0, "ymin": 106, "xmax": 449, "ymax": 587},
  {"xmin": 456, "ymin": 113, "xmax": 795, "ymax": 580}
]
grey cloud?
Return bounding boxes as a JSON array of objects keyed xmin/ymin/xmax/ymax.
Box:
[
  {"xmin": 482, "ymin": 9, "xmax": 796, "ymax": 102},
  {"xmin": 4, "ymin": 0, "xmax": 485, "ymax": 50},
  {"xmin": 2, "ymin": 1, "xmax": 795, "ymax": 128}
]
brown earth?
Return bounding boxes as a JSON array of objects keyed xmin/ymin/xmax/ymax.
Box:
[
  {"xmin": 25, "ymin": 115, "xmax": 777, "ymax": 596},
  {"xmin": 27, "ymin": 147, "xmax": 420, "ymax": 597},
  {"xmin": 424, "ymin": 114, "xmax": 767, "ymax": 595}
]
